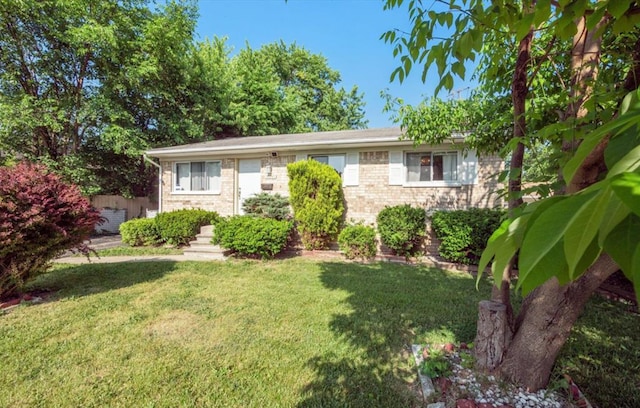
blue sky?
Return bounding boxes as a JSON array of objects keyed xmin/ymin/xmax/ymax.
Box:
[{"xmin": 195, "ymin": 0, "xmax": 474, "ymax": 128}]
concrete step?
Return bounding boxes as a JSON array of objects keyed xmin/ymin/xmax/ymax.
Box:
[
  {"xmin": 187, "ymin": 246, "xmax": 224, "ymax": 254},
  {"xmin": 183, "ymin": 224, "xmax": 226, "ymax": 259},
  {"xmin": 182, "ymin": 251, "xmax": 226, "ymax": 260},
  {"xmin": 199, "ymin": 225, "xmax": 214, "ymax": 235},
  {"xmin": 192, "ymin": 236, "xmax": 214, "ymax": 244}
]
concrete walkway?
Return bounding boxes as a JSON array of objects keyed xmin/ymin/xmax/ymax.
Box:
[
  {"xmin": 55, "ymin": 234, "xmax": 225, "ymax": 264},
  {"xmin": 54, "ymin": 254, "xmax": 220, "ymax": 264}
]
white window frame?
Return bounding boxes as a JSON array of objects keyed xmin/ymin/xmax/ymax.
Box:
[
  {"xmin": 309, "ymin": 153, "xmax": 346, "ymax": 177},
  {"xmin": 404, "ymin": 151, "xmax": 461, "ymax": 187},
  {"xmin": 172, "ymin": 160, "xmax": 222, "ymax": 194}
]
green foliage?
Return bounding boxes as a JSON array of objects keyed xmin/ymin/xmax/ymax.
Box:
[
  {"xmin": 338, "ymin": 223, "xmax": 378, "ymax": 260},
  {"xmin": 155, "ymin": 209, "xmax": 219, "ymax": 247},
  {"xmin": 376, "ymin": 205, "xmax": 426, "ymax": 257},
  {"xmin": 479, "ymin": 91, "xmax": 640, "ymax": 302},
  {"xmin": 0, "ymin": 0, "xmax": 198, "ymax": 196},
  {"xmin": 431, "ymin": 208, "xmax": 505, "ymax": 265},
  {"xmin": 229, "ymin": 41, "xmax": 367, "ymax": 135},
  {"xmin": 242, "ymin": 193, "xmax": 291, "ymax": 220},
  {"xmin": 119, "ymin": 218, "xmax": 161, "ymax": 247},
  {"xmin": 213, "ymin": 215, "xmax": 293, "ymax": 259},
  {"xmin": 419, "ymin": 348, "xmax": 452, "ymax": 378},
  {"xmin": 382, "ymin": 93, "xmax": 512, "ymax": 156},
  {"xmin": 287, "ymin": 160, "xmax": 344, "ymax": 249},
  {"xmin": 0, "ymin": 162, "xmax": 100, "ymax": 299}
]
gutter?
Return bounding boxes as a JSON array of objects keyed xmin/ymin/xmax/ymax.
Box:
[{"xmin": 143, "ymin": 154, "xmax": 162, "ymax": 214}]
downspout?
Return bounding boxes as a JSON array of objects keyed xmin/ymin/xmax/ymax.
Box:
[{"xmin": 143, "ymin": 154, "xmax": 162, "ymax": 214}]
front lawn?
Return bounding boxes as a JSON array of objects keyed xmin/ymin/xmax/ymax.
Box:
[{"xmin": 0, "ymin": 259, "xmax": 638, "ymax": 407}]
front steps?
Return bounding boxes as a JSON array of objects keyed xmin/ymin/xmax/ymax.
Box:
[{"xmin": 183, "ymin": 225, "xmax": 226, "ymax": 260}]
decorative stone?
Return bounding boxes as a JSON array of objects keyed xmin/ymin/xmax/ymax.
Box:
[{"xmin": 456, "ymin": 399, "xmax": 477, "ymax": 408}]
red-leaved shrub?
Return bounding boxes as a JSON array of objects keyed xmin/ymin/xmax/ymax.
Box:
[{"xmin": 0, "ymin": 162, "xmax": 101, "ymax": 299}]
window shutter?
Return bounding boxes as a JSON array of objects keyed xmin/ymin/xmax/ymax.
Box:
[
  {"xmin": 343, "ymin": 152, "xmax": 359, "ymax": 186},
  {"xmin": 388, "ymin": 150, "xmax": 404, "ymax": 185},
  {"xmin": 460, "ymin": 150, "xmax": 479, "ymax": 185},
  {"xmin": 295, "ymin": 153, "xmax": 307, "ymax": 162}
]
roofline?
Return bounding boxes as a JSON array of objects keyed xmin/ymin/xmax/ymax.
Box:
[{"xmin": 145, "ymin": 129, "xmax": 468, "ymax": 158}]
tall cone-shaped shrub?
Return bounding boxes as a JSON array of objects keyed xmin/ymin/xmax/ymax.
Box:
[
  {"xmin": 0, "ymin": 162, "xmax": 101, "ymax": 299},
  {"xmin": 287, "ymin": 159, "xmax": 344, "ymax": 249}
]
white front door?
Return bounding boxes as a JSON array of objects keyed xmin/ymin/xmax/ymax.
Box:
[{"xmin": 238, "ymin": 159, "xmax": 262, "ymax": 214}]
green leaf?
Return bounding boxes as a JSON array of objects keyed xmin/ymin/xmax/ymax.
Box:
[
  {"xmin": 515, "ymin": 13, "xmax": 534, "ymax": 41},
  {"xmin": 572, "ymin": 237, "xmax": 602, "ymax": 283},
  {"xmin": 611, "ymin": 172, "xmax": 640, "ymax": 216},
  {"xmin": 519, "ymin": 191, "xmax": 596, "ymax": 280},
  {"xmin": 609, "ymin": 142, "xmax": 640, "ymax": 176},
  {"xmin": 608, "ymin": 1, "xmax": 629, "ymax": 19},
  {"xmin": 490, "ymin": 216, "xmax": 528, "ymax": 288},
  {"xmin": 564, "ymin": 188, "xmax": 610, "ymax": 278},
  {"xmin": 603, "ymin": 213, "xmax": 640, "ymax": 277},
  {"xmin": 518, "ymin": 240, "xmax": 569, "ymax": 296},
  {"xmin": 598, "ymin": 193, "xmax": 631, "ymax": 245},
  {"xmin": 605, "ymin": 126, "xmax": 640, "ymax": 169},
  {"xmin": 564, "ymin": 111, "xmax": 640, "ymax": 183}
]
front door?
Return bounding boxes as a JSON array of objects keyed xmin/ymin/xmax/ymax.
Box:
[{"xmin": 238, "ymin": 159, "xmax": 262, "ymax": 214}]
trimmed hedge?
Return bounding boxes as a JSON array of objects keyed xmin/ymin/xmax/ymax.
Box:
[
  {"xmin": 287, "ymin": 159, "xmax": 344, "ymax": 249},
  {"xmin": 242, "ymin": 193, "xmax": 291, "ymax": 220},
  {"xmin": 155, "ymin": 209, "xmax": 220, "ymax": 246},
  {"xmin": 430, "ymin": 208, "xmax": 505, "ymax": 264},
  {"xmin": 338, "ymin": 224, "xmax": 377, "ymax": 260},
  {"xmin": 376, "ymin": 204, "xmax": 426, "ymax": 257},
  {"xmin": 119, "ymin": 218, "xmax": 161, "ymax": 246},
  {"xmin": 213, "ymin": 215, "xmax": 293, "ymax": 259}
]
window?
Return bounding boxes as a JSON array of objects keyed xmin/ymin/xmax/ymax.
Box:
[
  {"xmin": 310, "ymin": 154, "xmax": 346, "ymax": 177},
  {"xmin": 173, "ymin": 161, "xmax": 221, "ymax": 193},
  {"xmin": 406, "ymin": 152, "xmax": 458, "ymax": 182}
]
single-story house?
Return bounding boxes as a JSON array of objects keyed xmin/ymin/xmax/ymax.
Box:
[{"xmin": 145, "ymin": 127, "xmax": 503, "ymax": 224}]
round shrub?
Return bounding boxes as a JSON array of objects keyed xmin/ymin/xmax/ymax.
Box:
[
  {"xmin": 155, "ymin": 209, "xmax": 219, "ymax": 246},
  {"xmin": 0, "ymin": 162, "xmax": 101, "ymax": 299},
  {"xmin": 376, "ymin": 204, "xmax": 426, "ymax": 257},
  {"xmin": 338, "ymin": 224, "xmax": 377, "ymax": 260},
  {"xmin": 431, "ymin": 208, "xmax": 505, "ymax": 264},
  {"xmin": 213, "ymin": 215, "xmax": 293, "ymax": 259},
  {"xmin": 119, "ymin": 218, "xmax": 161, "ymax": 246},
  {"xmin": 287, "ymin": 159, "xmax": 344, "ymax": 249},
  {"xmin": 242, "ymin": 192, "xmax": 291, "ymax": 220}
]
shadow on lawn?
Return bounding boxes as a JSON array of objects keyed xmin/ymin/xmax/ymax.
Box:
[
  {"xmin": 298, "ymin": 261, "xmax": 491, "ymax": 408},
  {"xmin": 29, "ymin": 261, "xmax": 178, "ymax": 300},
  {"xmin": 556, "ymin": 296, "xmax": 640, "ymax": 407}
]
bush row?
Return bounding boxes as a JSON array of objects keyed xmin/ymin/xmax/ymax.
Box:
[
  {"xmin": 213, "ymin": 216, "xmax": 293, "ymax": 259},
  {"xmin": 121, "ymin": 204, "xmax": 502, "ymax": 265},
  {"xmin": 431, "ymin": 208, "xmax": 504, "ymax": 264},
  {"xmin": 120, "ymin": 209, "xmax": 219, "ymax": 247}
]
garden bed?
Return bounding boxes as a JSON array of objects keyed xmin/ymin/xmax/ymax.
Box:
[{"xmin": 411, "ymin": 343, "xmax": 593, "ymax": 408}]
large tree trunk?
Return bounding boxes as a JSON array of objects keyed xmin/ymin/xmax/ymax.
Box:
[
  {"xmin": 477, "ymin": 23, "xmax": 532, "ymax": 372},
  {"xmin": 479, "ymin": 12, "xmax": 617, "ymax": 389},
  {"xmin": 499, "ymin": 255, "xmax": 618, "ymax": 390}
]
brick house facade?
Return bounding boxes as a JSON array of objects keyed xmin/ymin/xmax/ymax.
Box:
[{"xmin": 147, "ymin": 128, "xmax": 504, "ymax": 224}]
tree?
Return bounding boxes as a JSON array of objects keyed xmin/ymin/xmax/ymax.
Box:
[
  {"xmin": 0, "ymin": 0, "xmax": 199, "ymax": 196},
  {"xmin": 383, "ymin": 0, "xmax": 640, "ymax": 390},
  {"xmin": 225, "ymin": 41, "xmax": 368, "ymax": 137}
]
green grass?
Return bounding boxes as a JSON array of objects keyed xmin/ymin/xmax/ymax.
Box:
[
  {"xmin": 0, "ymin": 259, "xmax": 637, "ymax": 407},
  {"xmin": 555, "ymin": 296, "xmax": 640, "ymax": 407},
  {"xmin": 91, "ymin": 246, "xmax": 184, "ymax": 256}
]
